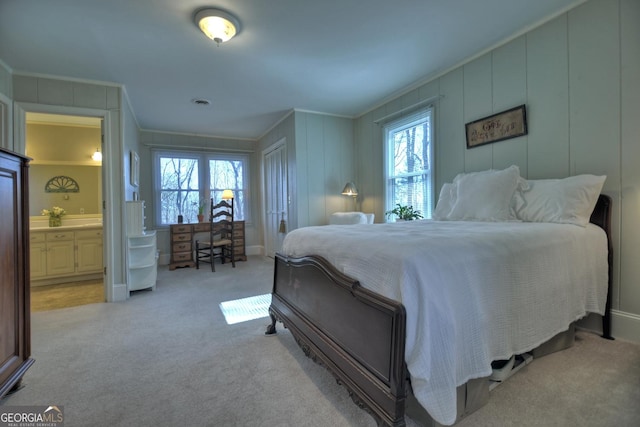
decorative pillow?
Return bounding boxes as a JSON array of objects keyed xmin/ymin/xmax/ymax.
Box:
[
  {"xmin": 432, "ymin": 183, "xmax": 457, "ymax": 220},
  {"xmin": 514, "ymin": 175, "xmax": 606, "ymax": 226},
  {"xmin": 447, "ymin": 165, "xmax": 521, "ymax": 221}
]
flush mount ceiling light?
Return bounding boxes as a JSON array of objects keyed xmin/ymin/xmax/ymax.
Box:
[{"xmin": 194, "ymin": 8, "xmax": 240, "ymax": 46}]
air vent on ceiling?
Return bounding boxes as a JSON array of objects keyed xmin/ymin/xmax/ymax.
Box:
[{"xmin": 191, "ymin": 98, "xmax": 212, "ymax": 106}]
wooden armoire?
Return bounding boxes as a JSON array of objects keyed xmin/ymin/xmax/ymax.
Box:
[{"xmin": 0, "ymin": 147, "xmax": 34, "ymax": 398}]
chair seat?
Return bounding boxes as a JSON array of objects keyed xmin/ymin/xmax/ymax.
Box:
[
  {"xmin": 197, "ymin": 238, "xmax": 232, "ymax": 247},
  {"xmin": 212, "ymin": 238, "xmax": 232, "ymax": 247}
]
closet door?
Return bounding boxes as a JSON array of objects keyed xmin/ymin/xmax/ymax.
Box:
[{"xmin": 263, "ymin": 141, "xmax": 288, "ymax": 258}]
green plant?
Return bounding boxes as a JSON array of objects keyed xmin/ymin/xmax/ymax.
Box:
[
  {"xmin": 194, "ymin": 200, "xmax": 206, "ymax": 215},
  {"xmin": 385, "ymin": 204, "xmax": 423, "ymax": 221}
]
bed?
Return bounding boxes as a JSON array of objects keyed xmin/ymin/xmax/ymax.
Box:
[{"xmin": 265, "ymin": 167, "xmax": 612, "ymax": 427}]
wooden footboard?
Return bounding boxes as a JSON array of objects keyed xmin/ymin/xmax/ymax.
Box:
[
  {"xmin": 266, "ymin": 254, "xmax": 408, "ymax": 427},
  {"xmin": 267, "ymin": 194, "xmax": 613, "ymax": 426}
]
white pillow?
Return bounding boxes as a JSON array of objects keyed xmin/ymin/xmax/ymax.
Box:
[
  {"xmin": 514, "ymin": 175, "xmax": 606, "ymax": 226},
  {"xmin": 432, "ymin": 183, "xmax": 457, "ymax": 220},
  {"xmin": 329, "ymin": 212, "xmax": 368, "ymax": 225},
  {"xmin": 447, "ymin": 165, "xmax": 521, "ymax": 221}
]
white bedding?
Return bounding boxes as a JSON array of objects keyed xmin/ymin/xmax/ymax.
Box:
[{"xmin": 281, "ymin": 220, "xmax": 608, "ymax": 426}]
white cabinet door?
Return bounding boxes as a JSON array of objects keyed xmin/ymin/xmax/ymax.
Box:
[
  {"xmin": 77, "ymin": 238, "xmax": 103, "ymax": 273},
  {"xmin": 30, "ymin": 242, "xmax": 47, "ymax": 279},
  {"xmin": 46, "ymin": 240, "xmax": 75, "ymax": 276},
  {"xmin": 76, "ymin": 229, "xmax": 103, "ymax": 273}
]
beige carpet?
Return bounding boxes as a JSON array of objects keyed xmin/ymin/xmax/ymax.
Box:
[{"xmin": 3, "ymin": 256, "xmax": 640, "ymax": 427}]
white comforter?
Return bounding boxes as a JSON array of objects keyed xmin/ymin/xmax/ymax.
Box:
[{"xmin": 281, "ymin": 220, "xmax": 608, "ymax": 425}]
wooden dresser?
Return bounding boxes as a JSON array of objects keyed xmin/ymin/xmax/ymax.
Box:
[
  {"xmin": 169, "ymin": 221, "xmax": 246, "ymax": 270},
  {"xmin": 169, "ymin": 224, "xmax": 196, "ymax": 270},
  {"xmin": 0, "ymin": 148, "xmax": 34, "ymax": 398}
]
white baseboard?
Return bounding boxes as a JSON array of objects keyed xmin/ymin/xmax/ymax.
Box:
[
  {"xmin": 246, "ymin": 245, "xmax": 263, "ymax": 256},
  {"xmin": 158, "ymin": 253, "xmax": 171, "ymax": 266},
  {"xmin": 112, "ymin": 283, "xmax": 128, "ymax": 302},
  {"xmin": 577, "ymin": 310, "xmax": 640, "ymax": 344},
  {"xmin": 611, "ymin": 310, "xmax": 640, "ymax": 343}
]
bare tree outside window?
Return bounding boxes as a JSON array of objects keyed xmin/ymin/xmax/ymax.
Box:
[
  {"xmin": 385, "ymin": 108, "xmax": 433, "ymax": 220},
  {"xmin": 210, "ymin": 159, "xmax": 245, "ymax": 220},
  {"xmin": 159, "ymin": 157, "xmax": 199, "ymax": 223},
  {"xmin": 155, "ymin": 152, "xmax": 249, "ymax": 225}
]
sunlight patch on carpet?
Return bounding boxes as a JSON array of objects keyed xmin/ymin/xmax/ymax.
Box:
[{"xmin": 219, "ymin": 293, "xmax": 271, "ymax": 325}]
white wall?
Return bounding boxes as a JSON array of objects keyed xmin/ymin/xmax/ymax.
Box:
[
  {"xmin": 354, "ymin": 0, "xmax": 640, "ymax": 341},
  {"xmin": 9, "ymin": 74, "xmax": 128, "ymax": 302},
  {"xmin": 293, "ymin": 111, "xmax": 355, "ymax": 227},
  {"xmin": 0, "ymin": 61, "xmax": 13, "ymax": 151},
  {"xmin": 258, "ymin": 110, "xmax": 355, "ymax": 230}
]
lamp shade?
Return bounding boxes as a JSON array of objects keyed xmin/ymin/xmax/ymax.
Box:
[
  {"xmin": 341, "ymin": 182, "xmax": 358, "ymax": 197},
  {"xmin": 91, "ymin": 148, "xmax": 102, "ymax": 161},
  {"xmin": 221, "ymin": 189, "xmax": 234, "ymax": 200}
]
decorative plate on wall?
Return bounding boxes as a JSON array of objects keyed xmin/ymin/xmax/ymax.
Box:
[{"xmin": 44, "ymin": 175, "xmax": 80, "ymax": 193}]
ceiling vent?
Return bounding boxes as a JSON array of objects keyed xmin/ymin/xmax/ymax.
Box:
[{"xmin": 191, "ymin": 98, "xmax": 212, "ymax": 106}]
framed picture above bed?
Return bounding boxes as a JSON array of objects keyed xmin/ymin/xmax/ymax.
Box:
[{"xmin": 465, "ymin": 104, "xmax": 527, "ymax": 148}]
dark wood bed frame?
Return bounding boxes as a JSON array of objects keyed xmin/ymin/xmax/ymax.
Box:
[{"xmin": 266, "ymin": 194, "xmax": 613, "ymax": 426}]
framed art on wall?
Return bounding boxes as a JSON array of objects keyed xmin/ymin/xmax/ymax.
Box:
[
  {"xmin": 130, "ymin": 150, "xmax": 140, "ymax": 187},
  {"xmin": 465, "ymin": 104, "xmax": 528, "ymax": 148}
]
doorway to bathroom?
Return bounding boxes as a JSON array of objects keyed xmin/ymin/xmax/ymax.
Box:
[{"xmin": 26, "ymin": 112, "xmax": 105, "ymax": 311}]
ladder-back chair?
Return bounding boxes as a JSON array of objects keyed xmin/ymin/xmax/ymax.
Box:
[{"xmin": 195, "ymin": 198, "xmax": 235, "ymax": 271}]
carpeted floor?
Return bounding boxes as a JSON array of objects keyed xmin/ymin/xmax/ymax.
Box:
[{"xmin": 3, "ymin": 256, "xmax": 640, "ymax": 427}]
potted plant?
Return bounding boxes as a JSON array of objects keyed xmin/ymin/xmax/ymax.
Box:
[
  {"xmin": 385, "ymin": 204, "xmax": 423, "ymax": 221},
  {"xmin": 196, "ymin": 201, "xmax": 206, "ymax": 222}
]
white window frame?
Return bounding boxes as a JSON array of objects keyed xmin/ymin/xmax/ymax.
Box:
[
  {"xmin": 152, "ymin": 150, "xmax": 250, "ymax": 226},
  {"xmin": 383, "ymin": 107, "xmax": 434, "ymax": 221}
]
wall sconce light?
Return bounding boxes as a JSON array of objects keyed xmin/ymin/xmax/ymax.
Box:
[
  {"xmin": 341, "ymin": 182, "xmax": 358, "ymax": 211},
  {"xmin": 91, "ymin": 148, "xmax": 102, "ymax": 162},
  {"xmin": 195, "ymin": 8, "xmax": 240, "ymax": 46},
  {"xmin": 221, "ymin": 189, "xmax": 234, "ymax": 200},
  {"xmin": 341, "ymin": 182, "xmax": 358, "ymax": 198}
]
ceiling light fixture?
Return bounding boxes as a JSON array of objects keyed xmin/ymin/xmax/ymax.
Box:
[
  {"xmin": 92, "ymin": 148, "xmax": 102, "ymax": 162},
  {"xmin": 194, "ymin": 8, "xmax": 240, "ymax": 46}
]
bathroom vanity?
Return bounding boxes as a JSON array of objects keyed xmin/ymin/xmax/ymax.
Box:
[{"xmin": 29, "ymin": 216, "xmax": 103, "ymax": 286}]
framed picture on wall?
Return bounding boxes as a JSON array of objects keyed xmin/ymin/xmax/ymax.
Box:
[
  {"xmin": 130, "ymin": 150, "xmax": 139, "ymax": 187},
  {"xmin": 465, "ymin": 104, "xmax": 528, "ymax": 148}
]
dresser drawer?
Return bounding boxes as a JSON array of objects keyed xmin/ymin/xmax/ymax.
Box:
[
  {"xmin": 76, "ymin": 229, "xmax": 103, "ymax": 239},
  {"xmin": 30, "ymin": 232, "xmax": 46, "ymax": 243},
  {"xmin": 46, "ymin": 231, "xmax": 74, "ymax": 241},
  {"xmin": 172, "ymin": 233, "xmax": 191, "ymax": 243},
  {"xmin": 171, "ymin": 224, "xmax": 191, "ymax": 233},
  {"xmin": 172, "ymin": 251, "xmax": 192, "ymax": 262},
  {"xmin": 172, "ymin": 242, "xmax": 192, "ymax": 253},
  {"xmin": 192, "ymin": 223, "xmax": 210, "ymax": 233}
]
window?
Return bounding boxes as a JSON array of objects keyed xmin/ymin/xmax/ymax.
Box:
[
  {"xmin": 384, "ymin": 108, "xmax": 434, "ymax": 221},
  {"xmin": 208, "ymin": 158, "xmax": 246, "ymax": 220},
  {"xmin": 154, "ymin": 151, "xmax": 249, "ymax": 225}
]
